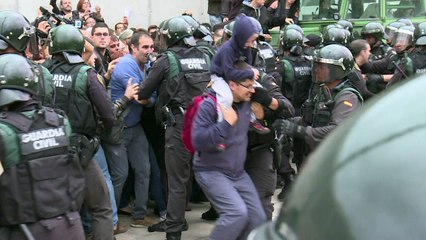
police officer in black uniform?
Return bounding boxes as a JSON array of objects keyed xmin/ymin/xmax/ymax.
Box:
[
  {"xmin": 274, "ymin": 27, "xmax": 312, "ymax": 200},
  {"xmin": 139, "ymin": 17, "xmax": 211, "ymax": 240},
  {"xmin": 43, "ymin": 24, "xmax": 115, "ymax": 240},
  {"xmin": 0, "ymin": 54, "xmax": 85, "ymax": 240},
  {"xmin": 0, "ymin": 10, "xmax": 55, "ymax": 106},
  {"xmin": 361, "ymin": 22, "xmax": 392, "ymax": 60},
  {"xmin": 245, "ymin": 71, "xmax": 294, "ymax": 219}
]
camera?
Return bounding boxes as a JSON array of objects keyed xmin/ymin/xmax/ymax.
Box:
[{"xmin": 38, "ymin": 6, "xmax": 74, "ymax": 27}]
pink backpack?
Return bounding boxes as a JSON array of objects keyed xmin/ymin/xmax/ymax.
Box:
[{"xmin": 182, "ymin": 93, "xmax": 217, "ymax": 154}]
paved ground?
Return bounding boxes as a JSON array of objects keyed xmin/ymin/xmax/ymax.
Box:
[{"xmin": 116, "ymin": 189, "xmax": 283, "ymax": 240}]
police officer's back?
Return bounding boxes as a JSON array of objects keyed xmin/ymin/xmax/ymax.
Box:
[
  {"xmin": 276, "ymin": 27, "xmax": 312, "ymax": 113},
  {"xmin": 42, "ymin": 24, "xmax": 114, "ymax": 240},
  {"xmin": 138, "ymin": 17, "xmax": 211, "ymax": 240},
  {"xmin": 0, "ymin": 54, "xmax": 85, "ymax": 240}
]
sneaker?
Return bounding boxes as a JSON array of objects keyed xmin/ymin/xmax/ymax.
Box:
[
  {"xmin": 131, "ymin": 216, "xmax": 157, "ymax": 228},
  {"xmin": 201, "ymin": 207, "xmax": 219, "ymax": 221},
  {"xmin": 250, "ymin": 121, "xmax": 271, "ymax": 134},
  {"xmin": 113, "ymin": 222, "xmax": 128, "ymax": 235}
]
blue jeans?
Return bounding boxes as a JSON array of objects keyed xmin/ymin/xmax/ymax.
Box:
[
  {"xmin": 104, "ymin": 124, "xmax": 150, "ymax": 219},
  {"xmin": 195, "ymin": 171, "xmax": 267, "ymax": 240},
  {"xmin": 149, "ymin": 144, "xmax": 167, "ymax": 214}
]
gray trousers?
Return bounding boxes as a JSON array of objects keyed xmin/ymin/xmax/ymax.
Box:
[
  {"xmin": 195, "ymin": 171, "xmax": 267, "ymax": 240},
  {"xmin": 164, "ymin": 114, "xmax": 193, "ymax": 233}
]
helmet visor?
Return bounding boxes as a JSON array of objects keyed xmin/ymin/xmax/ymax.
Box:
[
  {"xmin": 385, "ymin": 26, "xmax": 398, "ymax": 42},
  {"xmin": 312, "ymin": 61, "xmax": 336, "ymax": 83},
  {"xmin": 312, "ymin": 55, "xmax": 349, "ymax": 83},
  {"xmin": 392, "ymin": 31, "xmax": 412, "ymax": 48}
]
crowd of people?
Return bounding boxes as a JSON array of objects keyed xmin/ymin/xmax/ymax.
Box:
[{"xmin": 1, "ymin": 0, "xmax": 426, "ymax": 240}]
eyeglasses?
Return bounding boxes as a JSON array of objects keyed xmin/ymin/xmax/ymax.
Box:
[
  {"xmin": 94, "ymin": 32, "xmax": 109, "ymax": 37},
  {"xmin": 141, "ymin": 45, "xmax": 155, "ymax": 49},
  {"xmin": 236, "ymin": 82, "xmax": 255, "ymax": 90}
]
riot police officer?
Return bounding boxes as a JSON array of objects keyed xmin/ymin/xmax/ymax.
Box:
[
  {"xmin": 386, "ymin": 25, "xmax": 416, "ymax": 87},
  {"xmin": 43, "ymin": 24, "xmax": 115, "ymax": 240},
  {"xmin": 138, "ymin": 17, "xmax": 211, "ymax": 240},
  {"xmin": 275, "ymin": 44, "xmax": 363, "ymax": 166},
  {"xmin": 0, "ymin": 10, "xmax": 54, "ymax": 106},
  {"xmin": 248, "ymin": 71, "xmax": 426, "ymax": 240},
  {"xmin": 275, "ymin": 27, "xmax": 313, "ymax": 201},
  {"xmin": 361, "ymin": 22, "xmax": 392, "ymax": 60},
  {"xmin": 0, "ymin": 54, "xmax": 85, "ymax": 240},
  {"xmin": 277, "ymin": 27, "xmax": 312, "ymax": 112},
  {"xmin": 409, "ymin": 22, "xmax": 426, "ymax": 74}
]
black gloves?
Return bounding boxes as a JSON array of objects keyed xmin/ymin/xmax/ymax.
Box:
[
  {"xmin": 251, "ymin": 87, "xmax": 273, "ymax": 107},
  {"xmin": 273, "ymin": 119, "xmax": 306, "ymax": 139}
]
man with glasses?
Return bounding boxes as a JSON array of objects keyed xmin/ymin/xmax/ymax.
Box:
[
  {"xmin": 192, "ymin": 60, "xmax": 267, "ymax": 240},
  {"xmin": 104, "ymin": 32, "xmax": 158, "ymax": 229},
  {"xmin": 91, "ymin": 22, "xmax": 113, "ymax": 85}
]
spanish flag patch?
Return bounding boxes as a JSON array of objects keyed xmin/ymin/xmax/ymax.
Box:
[{"xmin": 343, "ymin": 101, "xmax": 353, "ymax": 107}]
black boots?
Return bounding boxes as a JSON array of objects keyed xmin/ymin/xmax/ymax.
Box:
[
  {"xmin": 201, "ymin": 207, "xmax": 219, "ymax": 221},
  {"xmin": 278, "ymin": 173, "xmax": 296, "ymax": 201}
]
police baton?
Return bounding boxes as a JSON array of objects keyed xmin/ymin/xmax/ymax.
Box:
[
  {"xmin": 19, "ymin": 224, "xmax": 35, "ymax": 240},
  {"xmin": 392, "ymin": 61, "xmax": 409, "ymax": 79}
]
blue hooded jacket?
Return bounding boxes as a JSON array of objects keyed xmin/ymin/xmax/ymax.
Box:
[{"xmin": 210, "ymin": 14, "xmax": 261, "ymax": 82}]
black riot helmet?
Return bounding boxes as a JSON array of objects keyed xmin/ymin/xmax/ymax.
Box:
[
  {"xmin": 0, "ymin": 10, "xmax": 35, "ymax": 52},
  {"xmin": 0, "ymin": 54, "xmax": 39, "ymax": 106},
  {"xmin": 280, "ymin": 24, "xmax": 305, "ymax": 50},
  {"xmin": 312, "ymin": 44, "xmax": 354, "ymax": 83},
  {"xmin": 337, "ymin": 19, "xmax": 353, "ymax": 33},
  {"xmin": 414, "ymin": 22, "xmax": 426, "ymax": 46},
  {"xmin": 361, "ymin": 22, "xmax": 385, "ymax": 40},
  {"xmin": 281, "ymin": 28, "xmax": 304, "ymax": 51},
  {"xmin": 322, "ymin": 25, "xmax": 349, "ymax": 46},
  {"xmin": 397, "ymin": 18, "xmax": 414, "ymax": 27}
]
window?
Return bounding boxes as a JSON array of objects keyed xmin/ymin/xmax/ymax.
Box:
[{"xmin": 300, "ymin": 0, "xmax": 340, "ymax": 20}]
